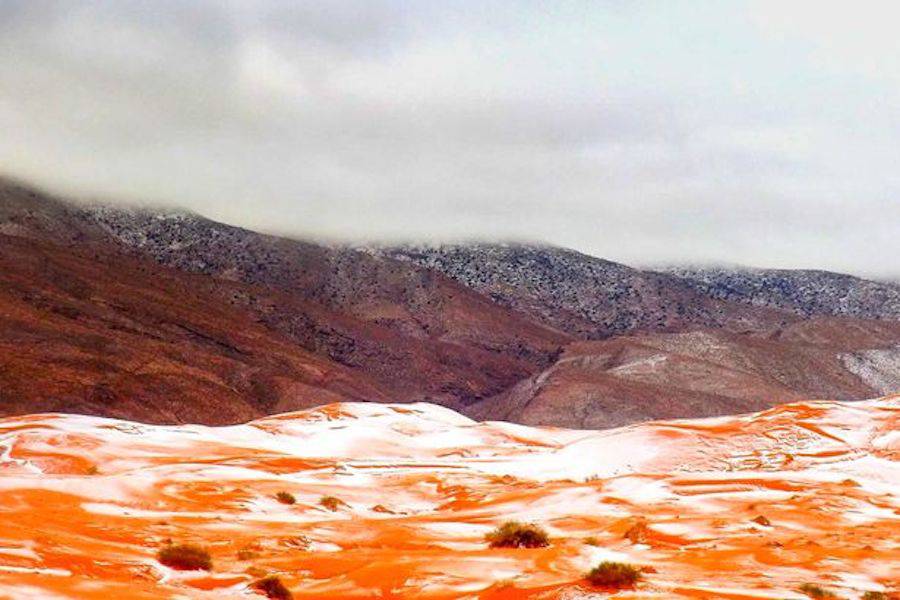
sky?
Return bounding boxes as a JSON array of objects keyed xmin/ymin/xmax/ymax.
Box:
[{"xmin": 1, "ymin": 1, "xmax": 899, "ymax": 277}]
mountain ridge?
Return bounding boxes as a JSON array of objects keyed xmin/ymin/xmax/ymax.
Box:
[{"xmin": 2, "ymin": 176, "xmax": 900, "ymax": 427}]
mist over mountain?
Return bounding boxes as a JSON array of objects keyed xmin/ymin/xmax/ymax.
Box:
[{"xmin": 3, "ymin": 177, "xmax": 899, "ymax": 429}]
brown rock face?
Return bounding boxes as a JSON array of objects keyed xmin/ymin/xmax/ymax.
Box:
[
  {"xmin": 3, "ymin": 176, "xmax": 900, "ymax": 427},
  {"xmin": 469, "ymin": 322, "xmax": 900, "ymax": 428},
  {"xmin": 0, "ymin": 233, "xmax": 389, "ymax": 424},
  {"xmin": 0, "ymin": 178, "xmax": 567, "ymax": 422}
]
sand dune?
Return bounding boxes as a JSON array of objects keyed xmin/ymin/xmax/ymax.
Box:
[{"xmin": 0, "ymin": 398, "xmax": 896, "ymax": 598}]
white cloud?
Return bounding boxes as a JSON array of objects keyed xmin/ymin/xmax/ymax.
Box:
[{"xmin": 0, "ymin": 0, "xmax": 898, "ymax": 277}]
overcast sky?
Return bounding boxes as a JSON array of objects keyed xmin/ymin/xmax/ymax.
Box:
[{"xmin": 1, "ymin": 1, "xmax": 899, "ymax": 277}]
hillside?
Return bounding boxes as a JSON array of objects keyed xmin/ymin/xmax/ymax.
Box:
[
  {"xmin": 0, "ymin": 232, "xmax": 390, "ymax": 424},
  {"xmin": 2, "ymin": 178, "xmax": 900, "ymax": 428},
  {"xmin": 0, "ymin": 179, "xmax": 568, "ymax": 419},
  {"xmin": 470, "ymin": 319, "xmax": 900, "ymax": 428},
  {"xmin": 377, "ymin": 243, "xmax": 794, "ymax": 338},
  {"xmin": 668, "ymin": 265, "xmax": 900, "ymax": 319},
  {"xmin": 0, "ymin": 398, "xmax": 895, "ymax": 598}
]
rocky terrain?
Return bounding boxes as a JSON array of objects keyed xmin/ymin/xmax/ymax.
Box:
[
  {"xmin": 0, "ymin": 179, "xmax": 568, "ymax": 418},
  {"xmin": 471, "ymin": 319, "xmax": 900, "ymax": 428},
  {"xmin": 0, "ymin": 228, "xmax": 390, "ymax": 424},
  {"xmin": 0, "ymin": 397, "xmax": 896, "ymax": 598},
  {"xmin": 667, "ymin": 265, "xmax": 900, "ymax": 320},
  {"xmin": 377, "ymin": 244, "xmax": 792, "ymax": 339},
  {"xmin": 2, "ymin": 176, "xmax": 900, "ymax": 428}
]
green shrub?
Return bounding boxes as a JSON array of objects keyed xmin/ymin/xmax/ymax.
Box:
[
  {"xmin": 586, "ymin": 561, "xmax": 642, "ymax": 588},
  {"xmin": 252, "ymin": 575, "xmax": 292, "ymax": 599},
  {"xmin": 798, "ymin": 583, "xmax": 839, "ymax": 598},
  {"xmin": 485, "ymin": 521, "xmax": 550, "ymax": 548},
  {"xmin": 275, "ymin": 491, "xmax": 296, "ymax": 505},
  {"xmin": 157, "ymin": 544, "xmax": 212, "ymax": 571}
]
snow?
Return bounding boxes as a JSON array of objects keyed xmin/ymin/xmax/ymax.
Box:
[{"xmin": 0, "ymin": 397, "xmax": 896, "ymax": 599}]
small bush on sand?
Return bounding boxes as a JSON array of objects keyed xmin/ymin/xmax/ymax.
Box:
[
  {"xmin": 275, "ymin": 491, "xmax": 296, "ymax": 505},
  {"xmin": 586, "ymin": 561, "xmax": 642, "ymax": 588},
  {"xmin": 252, "ymin": 575, "xmax": 292, "ymax": 599},
  {"xmin": 157, "ymin": 544, "xmax": 212, "ymax": 571},
  {"xmin": 486, "ymin": 521, "xmax": 550, "ymax": 549},
  {"xmin": 751, "ymin": 515, "xmax": 772, "ymax": 527},
  {"xmin": 798, "ymin": 583, "xmax": 839, "ymax": 598},
  {"xmin": 319, "ymin": 496, "xmax": 343, "ymax": 512}
]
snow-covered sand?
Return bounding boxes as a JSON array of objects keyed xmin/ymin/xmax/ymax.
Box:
[{"xmin": 0, "ymin": 397, "xmax": 896, "ymax": 598}]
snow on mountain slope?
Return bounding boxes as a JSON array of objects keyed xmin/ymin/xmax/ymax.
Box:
[
  {"xmin": 668, "ymin": 265, "xmax": 900, "ymax": 321},
  {"xmin": 376, "ymin": 243, "xmax": 793, "ymax": 339},
  {"xmin": 0, "ymin": 399, "xmax": 897, "ymax": 598}
]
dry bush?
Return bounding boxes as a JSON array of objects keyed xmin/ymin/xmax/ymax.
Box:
[
  {"xmin": 751, "ymin": 515, "xmax": 772, "ymax": 527},
  {"xmin": 319, "ymin": 496, "xmax": 343, "ymax": 512},
  {"xmin": 798, "ymin": 583, "xmax": 840, "ymax": 599},
  {"xmin": 157, "ymin": 544, "xmax": 212, "ymax": 571},
  {"xmin": 485, "ymin": 522, "xmax": 550, "ymax": 549},
  {"xmin": 252, "ymin": 575, "xmax": 292, "ymax": 599},
  {"xmin": 275, "ymin": 491, "xmax": 296, "ymax": 505},
  {"xmin": 585, "ymin": 561, "xmax": 642, "ymax": 589}
]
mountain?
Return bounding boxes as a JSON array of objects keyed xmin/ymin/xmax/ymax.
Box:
[
  {"xmin": 0, "ymin": 221, "xmax": 390, "ymax": 424},
  {"xmin": 0, "ymin": 178, "xmax": 568, "ymax": 422},
  {"xmin": 667, "ymin": 264, "xmax": 900, "ymax": 319},
  {"xmin": 376, "ymin": 243, "xmax": 794, "ymax": 338},
  {"xmin": 0, "ymin": 396, "xmax": 896, "ymax": 598},
  {"xmin": 470, "ymin": 318, "xmax": 900, "ymax": 428},
  {"xmin": 3, "ymin": 177, "xmax": 900, "ymax": 428}
]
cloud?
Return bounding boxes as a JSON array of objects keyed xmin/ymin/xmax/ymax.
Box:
[{"xmin": 0, "ymin": 0, "xmax": 898, "ymax": 277}]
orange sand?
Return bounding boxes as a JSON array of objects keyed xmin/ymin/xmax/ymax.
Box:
[{"xmin": 0, "ymin": 398, "xmax": 897, "ymax": 598}]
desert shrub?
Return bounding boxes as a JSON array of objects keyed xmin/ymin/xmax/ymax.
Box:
[
  {"xmin": 252, "ymin": 575, "xmax": 292, "ymax": 599},
  {"xmin": 319, "ymin": 496, "xmax": 343, "ymax": 512},
  {"xmin": 275, "ymin": 491, "xmax": 296, "ymax": 505},
  {"xmin": 157, "ymin": 543, "xmax": 212, "ymax": 571},
  {"xmin": 586, "ymin": 561, "xmax": 642, "ymax": 588},
  {"xmin": 751, "ymin": 515, "xmax": 772, "ymax": 527},
  {"xmin": 485, "ymin": 521, "xmax": 550, "ymax": 549},
  {"xmin": 798, "ymin": 583, "xmax": 839, "ymax": 598}
]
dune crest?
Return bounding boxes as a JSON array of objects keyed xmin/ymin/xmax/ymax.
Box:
[{"xmin": 0, "ymin": 397, "xmax": 897, "ymax": 598}]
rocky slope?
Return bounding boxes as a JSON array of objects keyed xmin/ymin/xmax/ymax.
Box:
[
  {"xmin": 80, "ymin": 204, "xmax": 572, "ymax": 406},
  {"xmin": 0, "ymin": 232, "xmax": 390, "ymax": 424},
  {"xmin": 0, "ymin": 179, "xmax": 568, "ymax": 418},
  {"xmin": 377, "ymin": 243, "xmax": 794, "ymax": 338},
  {"xmin": 3, "ymin": 177, "xmax": 900, "ymax": 427},
  {"xmin": 667, "ymin": 265, "xmax": 900, "ymax": 319},
  {"xmin": 471, "ymin": 318, "xmax": 900, "ymax": 428},
  {"xmin": 0, "ymin": 398, "xmax": 896, "ymax": 598}
]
